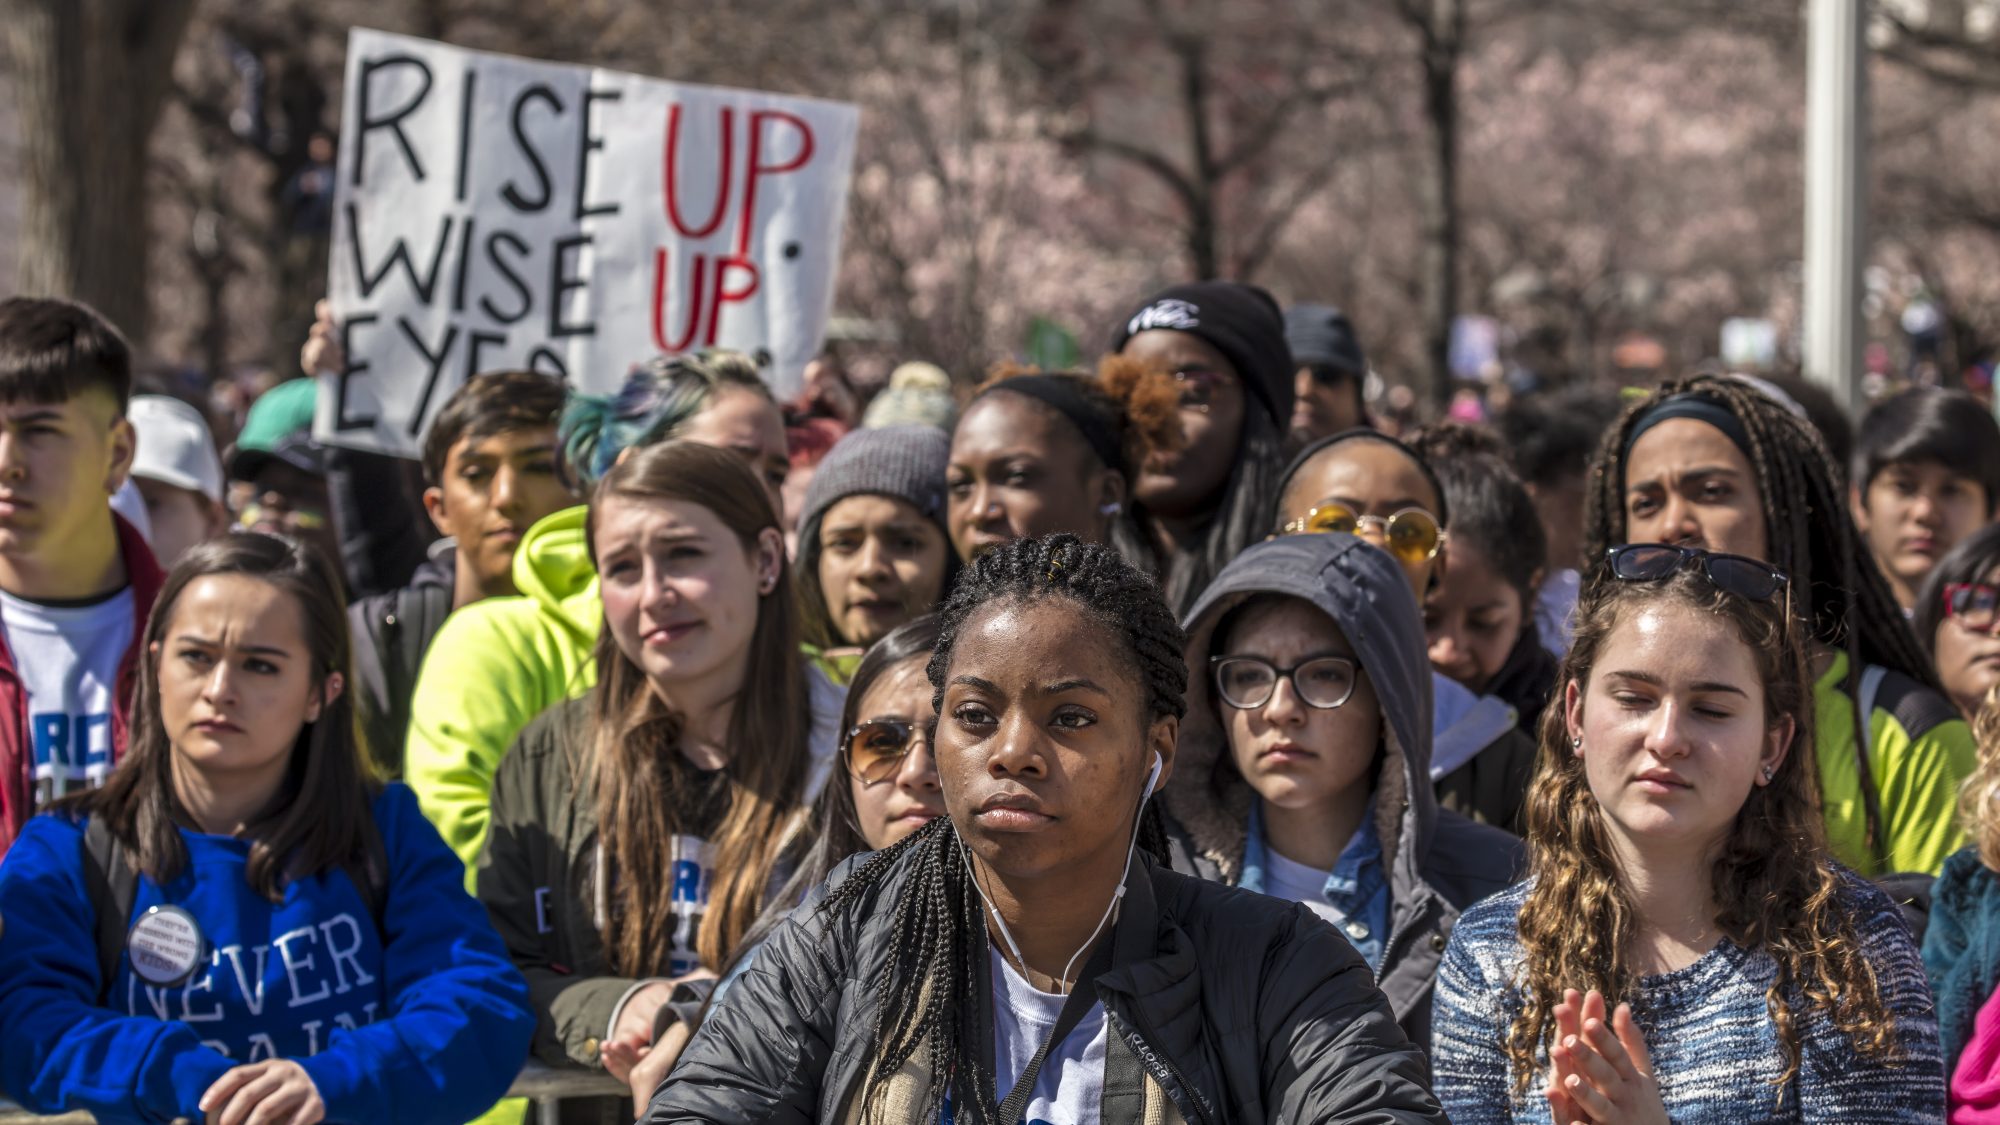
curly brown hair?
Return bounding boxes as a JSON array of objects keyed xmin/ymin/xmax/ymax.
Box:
[
  {"xmin": 1507, "ymin": 566, "xmax": 1903, "ymax": 1102},
  {"xmin": 975, "ymin": 355, "xmax": 1183, "ymax": 470}
]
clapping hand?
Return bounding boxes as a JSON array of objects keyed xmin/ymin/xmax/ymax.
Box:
[{"xmin": 1544, "ymin": 988, "xmax": 1668, "ymax": 1124}]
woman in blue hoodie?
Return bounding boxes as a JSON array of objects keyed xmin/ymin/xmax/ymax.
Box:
[
  {"xmin": 1162, "ymin": 531, "xmax": 1523, "ymax": 1053},
  {"xmin": 0, "ymin": 533, "xmax": 534, "ymax": 1125}
]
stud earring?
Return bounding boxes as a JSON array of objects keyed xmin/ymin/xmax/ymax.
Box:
[
  {"xmin": 1761, "ymin": 764, "xmax": 1775, "ymax": 782},
  {"xmin": 1570, "ymin": 735, "xmax": 1582, "ymax": 754}
]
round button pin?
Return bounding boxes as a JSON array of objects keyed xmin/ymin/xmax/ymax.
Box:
[{"xmin": 127, "ymin": 905, "xmax": 207, "ymax": 987}]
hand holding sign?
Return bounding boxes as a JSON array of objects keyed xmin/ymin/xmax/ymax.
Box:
[{"xmin": 324, "ymin": 30, "xmax": 860, "ymax": 458}]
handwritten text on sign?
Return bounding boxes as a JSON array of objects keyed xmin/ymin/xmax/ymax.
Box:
[{"xmin": 321, "ymin": 29, "xmax": 860, "ymax": 456}]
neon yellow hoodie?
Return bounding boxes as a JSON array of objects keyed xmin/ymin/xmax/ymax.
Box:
[{"xmin": 406, "ymin": 506, "xmax": 602, "ymax": 885}]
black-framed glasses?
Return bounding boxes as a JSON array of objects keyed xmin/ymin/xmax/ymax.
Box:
[
  {"xmin": 1945, "ymin": 583, "xmax": 2000, "ymax": 636},
  {"xmin": 1211, "ymin": 655, "xmax": 1359, "ymax": 710},
  {"xmin": 842, "ymin": 718, "xmax": 929, "ymax": 784},
  {"xmin": 1282, "ymin": 501, "xmax": 1446, "ymax": 564},
  {"xmin": 1604, "ymin": 543, "xmax": 1789, "ymax": 603}
]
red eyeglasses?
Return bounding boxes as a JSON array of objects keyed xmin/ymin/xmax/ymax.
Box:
[{"xmin": 1944, "ymin": 583, "xmax": 2000, "ymax": 636}]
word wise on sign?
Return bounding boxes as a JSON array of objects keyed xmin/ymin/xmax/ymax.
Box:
[{"xmin": 322, "ymin": 28, "xmax": 861, "ymax": 457}]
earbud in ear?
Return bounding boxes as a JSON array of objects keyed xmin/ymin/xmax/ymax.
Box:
[{"xmin": 1143, "ymin": 752, "xmax": 1163, "ymax": 799}]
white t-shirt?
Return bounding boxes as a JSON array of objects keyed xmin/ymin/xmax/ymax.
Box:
[
  {"xmin": 990, "ymin": 948, "xmax": 1107, "ymax": 1125},
  {"xmin": 1261, "ymin": 845, "xmax": 1346, "ymax": 931},
  {"xmin": 2, "ymin": 587, "xmax": 134, "ymax": 807}
]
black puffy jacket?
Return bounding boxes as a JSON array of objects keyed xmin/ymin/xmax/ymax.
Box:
[{"xmin": 645, "ymin": 846, "xmax": 1446, "ymax": 1124}]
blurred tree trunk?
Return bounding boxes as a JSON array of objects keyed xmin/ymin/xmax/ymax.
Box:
[
  {"xmin": 1409, "ymin": 0, "xmax": 1465, "ymax": 410},
  {"xmin": 3, "ymin": 0, "xmax": 196, "ymax": 347}
]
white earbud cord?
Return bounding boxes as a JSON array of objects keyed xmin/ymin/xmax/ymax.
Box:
[{"xmin": 962, "ymin": 752, "xmax": 1163, "ymax": 995}]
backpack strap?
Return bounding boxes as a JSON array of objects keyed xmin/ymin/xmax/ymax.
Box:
[
  {"xmin": 1856, "ymin": 664, "xmax": 1890, "ymax": 872},
  {"xmin": 81, "ymin": 817, "xmax": 138, "ymax": 1003}
]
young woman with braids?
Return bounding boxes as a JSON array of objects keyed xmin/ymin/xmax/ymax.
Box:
[
  {"xmin": 476, "ymin": 442, "xmax": 842, "ymax": 1113},
  {"xmin": 1432, "ymin": 554, "xmax": 1944, "ymax": 1123},
  {"xmin": 647, "ymin": 535, "xmax": 1444, "ymax": 1124},
  {"xmin": 1586, "ymin": 372, "xmax": 1976, "ymax": 877},
  {"xmin": 1110, "ymin": 281, "xmax": 1296, "ymax": 616},
  {"xmin": 946, "ymin": 356, "xmax": 1180, "ymax": 566}
]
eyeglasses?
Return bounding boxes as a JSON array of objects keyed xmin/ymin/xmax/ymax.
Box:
[
  {"xmin": 842, "ymin": 718, "xmax": 929, "ymax": 784},
  {"xmin": 1281, "ymin": 501, "xmax": 1446, "ymax": 565},
  {"xmin": 1604, "ymin": 543, "xmax": 1789, "ymax": 603},
  {"xmin": 1211, "ymin": 655, "xmax": 1359, "ymax": 710},
  {"xmin": 1944, "ymin": 583, "xmax": 2000, "ymax": 635}
]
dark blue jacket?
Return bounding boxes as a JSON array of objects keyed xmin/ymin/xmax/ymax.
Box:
[
  {"xmin": 0, "ymin": 783, "xmax": 533, "ymax": 1123},
  {"xmin": 1924, "ymin": 846, "xmax": 2000, "ymax": 1070}
]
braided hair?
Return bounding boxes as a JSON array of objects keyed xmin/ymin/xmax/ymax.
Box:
[
  {"xmin": 817, "ymin": 534, "xmax": 1186, "ymax": 1123},
  {"xmin": 1583, "ymin": 373, "xmax": 1939, "ymax": 865}
]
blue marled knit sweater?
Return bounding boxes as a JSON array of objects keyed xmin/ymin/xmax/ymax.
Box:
[{"xmin": 1432, "ymin": 875, "xmax": 1945, "ymax": 1123}]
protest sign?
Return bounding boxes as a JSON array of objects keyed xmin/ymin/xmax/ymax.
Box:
[{"xmin": 321, "ymin": 29, "xmax": 860, "ymax": 456}]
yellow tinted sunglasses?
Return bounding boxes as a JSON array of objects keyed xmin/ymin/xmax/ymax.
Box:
[{"xmin": 1281, "ymin": 501, "xmax": 1446, "ymax": 564}]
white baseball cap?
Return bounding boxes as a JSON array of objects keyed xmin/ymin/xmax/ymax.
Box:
[{"xmin": 129, "ymin": 394, "xmax": 224, "ymax": 503}]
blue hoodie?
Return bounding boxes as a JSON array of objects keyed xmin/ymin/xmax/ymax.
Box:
[{"xmin": 0, "ymin": 783, "xmax": 534, "ymax": 1124}]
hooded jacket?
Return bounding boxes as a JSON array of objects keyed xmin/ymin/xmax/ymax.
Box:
[
  {"xmin": 646, "ymin": 846, "xmax": 1447, "ymax": 1124},
  {"xmin": 0, "ymin": 514, "xmax": 164, "ymax": 857},
  {"xmin": 1161, "ymin": 532, "xmax": 1523, "ymax": 1054},
  {"xmin": 405, "ymin": 506, "xmax": 602, "ymax": 878}
]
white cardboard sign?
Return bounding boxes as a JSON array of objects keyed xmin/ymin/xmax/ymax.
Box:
[{"xmin": 320, "ymin": 29, "xmax": 860, "ymax": 456}]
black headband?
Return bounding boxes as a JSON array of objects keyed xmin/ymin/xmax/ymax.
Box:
[
  {"xmin": 1623, "ymin": 394, "xmax": 1753, "ymax": 462},
  {"xmin": 980, "ymin": 376, "xmax": 1124, "ymax": 472}
]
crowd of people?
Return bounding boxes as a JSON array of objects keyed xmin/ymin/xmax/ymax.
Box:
[{"xmin": 1, "ymin": 278, "xmax": 1999, "ymax": 1123}]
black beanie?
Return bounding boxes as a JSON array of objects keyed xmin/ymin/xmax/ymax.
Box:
[
  {"xmin": 1110, "ymin": 280, "xmax": 1295, "ymax": 428},
  {"xmin": 1284, "ymin": 304, "xmax": 1367, "ymax": 378}
]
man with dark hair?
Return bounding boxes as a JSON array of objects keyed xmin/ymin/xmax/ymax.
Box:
[
  {"xmin": 348, "ymin": 369, "xmax": 574, "ymax": 775},
  {"xmin": 1282, "ymin": 304, "xmax": 1369, "ymax": 451},
  {"xmin": 1851, "ymin": 385, "xmax": 2000, "ymax": 613},
  {"xmin": 0, "ymin": 297, "xmax": 163, "ymax": 854}
]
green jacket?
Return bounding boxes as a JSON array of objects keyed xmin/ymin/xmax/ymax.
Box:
[
  {"xmin": 1815, "ymin": 649, "xmax": 1977, "ymax": 877},
  {"xmin": 407, "ymin": 506, "xmax": 602, "ymax": 885}
]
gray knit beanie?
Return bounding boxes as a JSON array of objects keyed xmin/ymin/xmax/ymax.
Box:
[{"xmin": 799, "ymin": 425, "xmax": 952, "ymax": 541}]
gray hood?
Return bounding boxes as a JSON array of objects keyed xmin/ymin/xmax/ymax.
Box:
[{"xmin": 1165, "ymin": 532, "xmax": 1437, "ymax": 892}]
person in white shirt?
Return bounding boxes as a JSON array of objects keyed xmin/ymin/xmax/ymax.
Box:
[{"xmin": 0, "ymin": 297, "xmax": 165, "ymax": 856}]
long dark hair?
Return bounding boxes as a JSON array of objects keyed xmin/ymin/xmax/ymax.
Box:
[
  {"xmin": 1148, "ymin": 405, "xmax": 1286, "ymax": 617},
  {"xmin": 817, "ymin": 535, "xmax": 1186, "ymax": 1123},
  {"xmin": 584, "ymin": 440, "xmax": 810, "ymax": 974},
  {"xmin": 70, "ymin": 533, "xmax": 371, "ymax": 900},
  {"xmin": 725, "ymin": 614, "xmax": 943, "ymax": 969}
]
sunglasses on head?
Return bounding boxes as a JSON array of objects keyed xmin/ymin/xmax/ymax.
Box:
[
  {"xmin": 1604, "ymin": 543, "xmax": 1789, "ymax": 603},
  {"xmin": 842, "ymin": 717, "xmax": 929, "ymax": 784},
  {"xmin": 1944, "ymin": 583, "xmax": 2000, "ymax": 636},
  {"xmin": 1281, "ymin": 501, "xmax": 1446, "ymax": 565}
]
